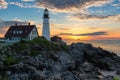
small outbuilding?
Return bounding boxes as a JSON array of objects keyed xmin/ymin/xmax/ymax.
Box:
[
  {"xmin": 51, "ymin": 36, "xmax": 62, "ymax": 42},
  {"xmin": 51, "ymin": 36, "xmax": 66, "ymax": 45}
]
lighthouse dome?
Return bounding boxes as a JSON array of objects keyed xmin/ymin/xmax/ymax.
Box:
[{"xmin": 44, "ymin": 8, "xmax": 48, "ymax": 11}]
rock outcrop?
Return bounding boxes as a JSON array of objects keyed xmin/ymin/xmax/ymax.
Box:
[{"xmin": 0, "ymin": 38, "xmax": 120, "ymax": 80}]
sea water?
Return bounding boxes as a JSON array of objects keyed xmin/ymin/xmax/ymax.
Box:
[{"xmin": 66, "ymin": 39, "xmax": 120, "ymax": 55}]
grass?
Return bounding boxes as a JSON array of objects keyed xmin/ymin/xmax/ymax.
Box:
[
  {"xmin": 113, "ymin": 77, "xmax": 120, "ymax": 80},
  {"xmin": 0, "ymin": 74, "xmax": 8, "ymax": 80},
  {"xmin": 3, "ymin": 55, "xmax": 19, "ymax": 66},
  {"xmin": 0, "ymin": 37, "xmax": 68, "ymax": 58},
  {"xmin": 31, "ymin": 37, "xmax": 68, "ymax": 51},
  {"xmin": 30, "ymin": 50, "xmax": 40, "ymax": 56}
]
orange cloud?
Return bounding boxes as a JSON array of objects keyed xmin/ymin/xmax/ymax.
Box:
[{"xmin": 0, "ymin": 0, "xmax": 8, "ymax": 9}]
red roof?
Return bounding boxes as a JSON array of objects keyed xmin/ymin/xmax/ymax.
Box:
[
  {"xmin": 5, "ymin": 25, "xmax": 37, "ymax": 38},
  {"xmin": 51, "ymin": 36, "xmax": 62, "ymax": 39},
  {"xmin": 51, "ymin": 36, "xmax": 62, "ymax": 42}
]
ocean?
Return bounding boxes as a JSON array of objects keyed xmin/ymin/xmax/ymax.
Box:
[{"xmin": 66, "ymin": 39, "xmax": 120, "ymax": 56}]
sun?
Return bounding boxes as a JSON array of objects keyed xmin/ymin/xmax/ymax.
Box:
[
  {"xmin": 70, "ymin": 36, "xmax": 79, "ymax": 40},
  {"xmin": 70, "ymin": 36, "xmax": 91, "ymax": 40}
]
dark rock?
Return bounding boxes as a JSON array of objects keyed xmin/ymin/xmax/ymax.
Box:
[
  {"xmin": 6, "ymin": 71, "xmax": 12, "ymax": 76},
  {"xmin": 78, "ymin": 74, "xmax": 100, "ymax": 80},
  {"xmin": 116, "ymin": 70, "xmax": 120, "ymax": 75},
  {"xmin": 102, "ymin": 75, "xmax": 113, "ymax": 80},
  {"xmin": 0, "ymin": 61, "xmax": 4, "ymax": 69},
  {"xmin": 0, "ymin": 55, "xmax": 7, "ymax": 61},
  {"xmin": 8, "ymin": 73, "xmax": 29, "ymax": 80},
  {"xmin": 70, "ymin": 48, "xmax": 85, "ymax": 64},
  {"xmin": 29, "ymin": 68, "xmax": 46, "ymax": 80},
  {"xmin": 61, "ymin": 71, "xmax": 77, "ymax": 80},
  {"xmin": 84, "ymin": 48, "xmax": 120, "ymax": 71},
  {"xmin": 57, "ymin": 51, "xmax": 75, "ymax": 70}
]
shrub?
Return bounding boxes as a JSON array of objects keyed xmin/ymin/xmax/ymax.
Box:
[
  {"xmin": 31, "ymin": 38, "xmax": 51, "ymax": 49},
  {"xmin": 113, "ymin": 77, "xmax": 120, "ymax": 80},
  {"xmin": 11, "ymin": 41, "xmax": 28, "ymax": 53},
  {"xmin": 30, "ymin": 50, "xmax": 40, "ymax": 57},
  {"xmin": 61, "ymin": 45, "xmax": 69, "ymax": 51},
  {"xmin": 4, "ymin": 56, "xmax": 19, "ymax": 66},
  {"xmin": 0, "ymin": 74, "xmax": 8, "ymax": 80}
]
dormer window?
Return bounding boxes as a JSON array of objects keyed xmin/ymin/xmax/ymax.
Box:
[
  {"xmin": 13, "ymin": 31, "xmax": 23, "ymax": 34},
  {"xmin": 13, "ymin": 31, "xmax": 16, "ymax": 34},
  {"xmin": 17, "ymin": 31, "xmax": 19, "ymax": 34},
  {"xmin": 19, "ymin": 31, "xmax": 23, "ymax": 34}
]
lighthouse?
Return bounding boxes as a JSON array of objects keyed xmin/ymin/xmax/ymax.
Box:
[{"xmin": 42, "ymin": 9, "xmax": 50, "ymax": 41}]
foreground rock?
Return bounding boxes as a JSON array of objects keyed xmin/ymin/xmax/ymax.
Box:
[{"xmin": 0, "ymin": 38, "xmax": 120, "ymax": 80}]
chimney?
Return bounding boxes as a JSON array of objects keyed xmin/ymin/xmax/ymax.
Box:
[
  {"xmin": 15, "ymin": 23, "xmax": 17, "ymax": 26},
  {"xmin": 28, "ymin": 23, "xmax": 30, "ymax": 25}
]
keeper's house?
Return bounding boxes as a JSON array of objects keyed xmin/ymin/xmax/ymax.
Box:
[{"xmin": 5, "ymin": 23, "xmax": 38, "ymax": 43}]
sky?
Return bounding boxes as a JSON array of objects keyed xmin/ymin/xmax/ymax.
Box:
[{"xmin": 0, "ymin": 0, "xmax": 120, "ymax": 41}]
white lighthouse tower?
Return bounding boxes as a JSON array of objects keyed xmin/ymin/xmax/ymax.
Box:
[{"xmin": 42, "ymin": 9, "xmax": 50, "ymax": 41}]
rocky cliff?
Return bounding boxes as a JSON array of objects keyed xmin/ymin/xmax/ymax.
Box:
[{"xmin": 0, "ymin": 38, "xmax": 120, "ymax": 80}]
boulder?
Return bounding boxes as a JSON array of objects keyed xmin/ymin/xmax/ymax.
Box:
[
  {"xmin": 102, "ymin": 75, "xmax": 113, "ymax": 80},
  {"xmin": 84, "ymin": 47, "xmax": 120, "ymax": 70},
  {"xmin": 56, "ymin": 51, "xmax": 75, "ymax": 70},
  {"xmin": 8, "ymin": 73, "xmax": 29, "ymax": 80},
  {"xmin": 116, "ymin": 69, "xmax": 120, "ymax": 75},
  {"xmin": 0, "ymin": 61, "xmax": 4, "ymax": 69},
  {"xmin": 70, "ymin": 48, "xmax": 85, "ymax": 64},
  {"xmin": 61, "ymin": 71, "xmax": 77, "ymax": 80}
]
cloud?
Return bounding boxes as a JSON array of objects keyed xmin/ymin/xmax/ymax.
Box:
[
  {"xmin": 89, "ymin": 27, "xmax": 98, "ymax": 29},
  {"xmin": 22, "ymin": 0, "xmax": 35, "ymax": 2},
  {"xmin": 0, "ymin": 0, "xmax": 118, "ymax": 23},
  {"xmin": 0, "ymin": 0, "xmax": 113, "ymax": 11},
  {"xmin": 28, "ymin": 20, "xmax": 35, "ymax": 25},
  {"xmin": 36, "ymin": 24, "xmax": 42, "ymax": 29},
  {"xmin": 78, "ymin": 31, "xmax": 107, "ymax": 36},
  {"xmin": 13, "ymin": 18, "xmax": 23, "ymax": 21},
  {"xmin": 0, "ymin": 0, "xmax": 37, "ymax": 9},
  {"xmin": 68, "ymin": 14, "xmax": 120, "ymax": 22},
  {"xmin": 0, "ymin": 19, "xmax": 30, "ymax": 37},
  {"xmin": 12, "ymin": 18, "xmax": 35, "ymax": 24},
  {"xmin": 35, "ymin": 0, "xmax": 120, "ymax": 22},
  {"xmin": 108, "ymin": 15, "xmax": 120, "ymax": 22},
  {"xmin": 0, "ymin": 27, "xmax": 8, "ymax": 34},
  {"xmin": 36, "ymin": 0, "xmax": 113, "ymax": 12},
  {"xmin": 60, "ymin": 33, "xmax": 73, "ymax": 35},
  {"xmin": 0, "ymin": 0, "xmax": 8, "ymax": 9},
  {"xmin": 0, "ymin": 19, "xmax": 28, "ymax": 28},
  {"xmin": 112, "ymin": 3, "xmax": 120, "ymax": 7},
  {"xmin": 58, "ymin": 28, "xmax": 70, "ymax": 30},
  {"xmin": 60, "ymin": 31, "xmax": 108, "ymax": 36},
  {"xmin": 0, "ymin": 27, "xmax": 9, "ymax": 37},
  {"xmin": 9, "ymin": 2, "xmax": 37, "ymax": 8}
]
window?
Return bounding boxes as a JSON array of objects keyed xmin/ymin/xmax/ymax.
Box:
[
  {"xmin": 13, "ymin": 31, "xmax": 23, "ymax": 34},
  {"xmin": 17, "ymin": 31, "xmax": 19, "ymax": 34},
  {"xmin": 13, "ymin": 31, "xmax": 16, "ymax": 34},
  {"xmin": 19, "ymin": 31, "xmax": 23, "ymax": 34},
  {"xmin": 32, "ymin": 31, "xmax": 36, "ymax": 35}
]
